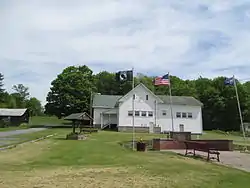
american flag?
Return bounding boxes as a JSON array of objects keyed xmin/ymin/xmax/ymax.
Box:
[{"xmin": 154, "ymin": 74, "xmax": 170, "ymax": 86}]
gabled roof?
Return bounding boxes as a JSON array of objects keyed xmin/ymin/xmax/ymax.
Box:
[
  {"xmin": 92, "ymin": 94, "xmax": 122, "ymax": 108},
  {"xmin": 118, "ymin": 83, "xmax": 164, "ymax": 103},
  {"xmin": 0, "ymin": 108, "xmax": 28, "ymax": 117},
  {"xmin": 92, "ymin": 83, "xmax": 203, "ymax": 108},
  {"xmin": 157, "ymin": 95, "xmax": 203, "ymax": 106},
  {"xmin": 64, "ymin": 112, "xmax": 92, "ymax": 121}
]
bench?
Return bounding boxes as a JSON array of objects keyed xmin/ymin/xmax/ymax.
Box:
[{"xmin": 184, "ymin": 141, "xmax": 220, "ymax": 162}]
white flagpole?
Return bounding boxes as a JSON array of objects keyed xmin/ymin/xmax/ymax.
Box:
[
  {"xmin": 168, "ymin": 72, "xmax": 174, "ymax": 132},
  {"xmin": 233, "ymin": 76, "xmax": 246, "ymax": 143},
  {"xmin": 132, "ymin": 67, "xmax": 135, "ymax": 150},
  {"xmin": 153, "ymin": 81, "xmax": 157, "ymax": 127}
]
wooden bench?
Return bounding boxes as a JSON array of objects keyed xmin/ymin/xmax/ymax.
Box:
[{"xmin": 184, "ymin": 141, "xmax": 220, "ymax": 162}]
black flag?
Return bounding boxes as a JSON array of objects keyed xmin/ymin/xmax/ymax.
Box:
[{"xmin": 115, "ymin": 70, "xmax": 133, "ymax": 82}]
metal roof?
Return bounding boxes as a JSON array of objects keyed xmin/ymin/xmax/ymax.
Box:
[
  {"xmin": 92, "ymin": 94, "xmax": 202, "ymax": 108},
  {"xmin": 0, "ymin": 108, "xmax": 28, "ymax": 117},
  {"xmin": 102, "ymin": 108, "xmax": 118, "ymax": 114},
  {"xmin": 92, "ymin": 94, "xmax": 122, "ymax": 108},
  {"xmin": 157, "ymin": 95, "xmax": 203, "ymax": 106},
  {"xmin": 64, "ymin": 112, "xmax": 92, "ymax": 121}
]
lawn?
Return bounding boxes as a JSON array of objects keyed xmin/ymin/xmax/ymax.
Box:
[
  {"xmin": 197, "ymin": 131, "xmax": 250, "ymax": 146},
  {"xmin": 0, "ymin": 130, "xmax": 250, "ymax": 188},
  {"xmin": 29, "ymin": 116, "xmax": 70, "ymax": 126}
]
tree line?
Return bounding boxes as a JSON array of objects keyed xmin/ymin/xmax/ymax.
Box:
[
  {"xmin": 44, "ymin": 65, "xmax": 250, "ymax": 131},
  {"xmin": 0, "ymin": 73, "xmax": 43, "ymax": 116}
]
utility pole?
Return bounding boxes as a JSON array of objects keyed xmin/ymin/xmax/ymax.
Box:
[{"xmin": 90, "ymin": 91, "xmax": 93, "ymax": 127}]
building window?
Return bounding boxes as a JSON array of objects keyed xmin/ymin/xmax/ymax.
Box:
[
  {"xmin": 182, "ymin": 112, "xmax": 187, "ymax": 118},
  {"xmin": 162, "ymin": 110, "xmax": 167, "ymax": 116},
  {"xmin": 135, "ymin": 111, "xmax": 140, "ymax": 116},
  {"xmin": 146, "ymin": 95, "xmax": 148, "ymax": 100},
  {"xmin": 176, "ymin": 112, "xmax": 181, "ymax": 118},
  {"xmin": 128, "ymin": 111, "xmax": 133, "ymax": 116},
  {"xmin": 141, "ymin": 111, "xmax": 147, "ymax": 117},
  {"xmin": 188, "ymin": 112, "xmax": 192, "ymax": 118},
  {"xmin": 148, "ymin": 111, "xmax": 153, "ymax": 117}
]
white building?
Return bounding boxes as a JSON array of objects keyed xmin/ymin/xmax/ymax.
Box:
[{"xmin": 92, "ymin": 83, "xmax": 203, "ymax": 134}]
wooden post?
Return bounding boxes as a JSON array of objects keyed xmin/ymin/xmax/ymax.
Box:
[{"xmin": 72, "ymin": 120, "xmax": 76, "ymax": 133}]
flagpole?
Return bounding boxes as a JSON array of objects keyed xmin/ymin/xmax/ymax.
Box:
[
  {"xmin": 153, "ymin": 80, "xmax": 157, "ymax": 127},
  {"xmin": 132, "ymin": 67, "xmax": 135, "ymax": 151},
  {"xmin": 168, "ymin": 72, "xmax": 174, "ymax": 132},
  {"xmin": 233, "ymin": 76, "xmax": 246, "ymax": 143}
]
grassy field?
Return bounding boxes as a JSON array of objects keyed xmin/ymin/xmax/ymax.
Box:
[
  {"xmin": 0, "ymin": 129, "xmax": 250, "ymax": 188},
  {"xmin": 197, "ymin": 131, "xmax": 250, "ymax": 146},
  {"xmin": 29, "ymin": 116, "xmax": 70, "ymax": 126}
]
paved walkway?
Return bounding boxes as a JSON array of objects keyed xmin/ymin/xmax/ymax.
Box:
[
  {"xmin": 0, "ymin": 128, "xmax": 47, "ymax": 137},
  {"xmin": 169, "ymin": 149, "xmax": 250, "ymax": 172}
]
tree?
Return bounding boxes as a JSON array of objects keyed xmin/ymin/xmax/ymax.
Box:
[
  {"xmin": 0, "ymin": 73, "xmax": 4, "ymax": 93},
  {"xmin": 0, "ymin": 73, "xmax": 5, "ymax": 104},
  {"xmin": 12, "ymin": 84, "xmax": 30, "ymax": 100},
  {"xmin": 243, "ymin": 81, "xmax": 250, "ymax": 122},
  {"xmin": 11, "ymin": 84, "xmax": 30, "ymax": 108},
  {"xmin": 45, "ymin": 65, "xmax": 96, "ymax": 118},
  {"xmin": 94, "ymin": 71, "xmax": 118, "ymax": 95},
  {"xmin": 26, "ymin": 97, "xmax": 43, "ymax": 116}
]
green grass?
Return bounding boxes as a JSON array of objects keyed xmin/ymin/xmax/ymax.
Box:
[
  {"xmin": 196, "ymin": 131, "xmax": 250, "ymax": 146},
  {"xmin": 0, "ymin": 130, "xmax": 250, "ymax": 188},
  {"xmin": 0, "ymin": 127, "xmax": 26, "ymax": 132},
  {"xmin": 29, "ymin": 116, "xmax": 70, "ymax": 126}
]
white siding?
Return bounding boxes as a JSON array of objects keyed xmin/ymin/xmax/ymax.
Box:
[
  {"xmin": 93, "ymin": 108, "xmax": 118, "ymax": 126},
  {"xmin": 118, "ymin": 84, "xmax": 203, "ymax": 134},
  {"xmin": 93, "ymin": 84, "xmax": 203, "ymax": 134},
  {"xmin": 118, "ymin": 85, "xmax": 158, "ymax": 127},
  {"xmin": 157, "ymin": 104, "xmax": 202, "ymax": 134}
]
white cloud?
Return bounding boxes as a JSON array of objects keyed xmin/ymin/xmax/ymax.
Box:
[{"xmin": 1, "ymin": 0, "xmax": 250, "ymax": 104}]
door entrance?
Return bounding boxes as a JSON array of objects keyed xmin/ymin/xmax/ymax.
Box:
[
  {"xmin": 179, "ymin": 124, "xmax": 184, "ymax": 132},
  {"xmin": 149, "ymin": 122, "xmax": 154, "ymax": 133}
]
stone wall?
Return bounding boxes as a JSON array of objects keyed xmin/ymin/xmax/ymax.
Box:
[
  {"xmin": 152, "ymin": 139, "xmax": 234, "ymax": 151},
  {"xmin": 118, "ymin": 126, "xmax": 161, "ymax": 133}
]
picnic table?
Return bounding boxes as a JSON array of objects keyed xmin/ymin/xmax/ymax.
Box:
[{"xmin": 184, "ymin": 141, "xmax": 220, "ymax": 162}]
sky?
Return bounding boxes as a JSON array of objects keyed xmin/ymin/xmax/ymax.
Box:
[{"xmin": 1, "ymin": 0, "xmax": 250, "ymax": 105}]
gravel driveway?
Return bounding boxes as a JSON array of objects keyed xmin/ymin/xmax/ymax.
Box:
[
  {"xmin": 0, "ymin": 128, "xmax": 47, "ymax": 138},
  {"xmin": 0, "ymin": 128, "xmax": 47, "ymax": 147}
]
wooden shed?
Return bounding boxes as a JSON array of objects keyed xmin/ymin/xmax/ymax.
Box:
[
  {"xmin": 64, "ymin": 112, "xmax": 93, "ymax": 133},
  {"xmin": 0, "ymin": 108, "xmax": 29, "ymax": 126}
]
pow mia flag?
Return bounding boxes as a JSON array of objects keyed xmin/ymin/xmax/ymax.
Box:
[{"xmin": 115, "ymin": 70, "xmax": 133, "ymax": 82}]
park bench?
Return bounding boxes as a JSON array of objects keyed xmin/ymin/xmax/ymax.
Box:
[{"xmin": 184, "ymin": 141, "xmax": 220, "ymax": 162}]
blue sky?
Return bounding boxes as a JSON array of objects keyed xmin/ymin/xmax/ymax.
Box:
[{"xmin": 1, "ymin": 0, "xmax": 250, "ymax": 105}]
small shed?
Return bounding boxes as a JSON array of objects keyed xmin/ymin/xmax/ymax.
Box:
[
  {"xmin": 0, "ymin": 108, "xmax": 29, "ymax": 126},
  {"xmin": 64, "ymin": 112, "xmax": 92, "ymax": 133}
]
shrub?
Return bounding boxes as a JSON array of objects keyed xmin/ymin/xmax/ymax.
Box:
[
  {"xmin": 19, "ymin": 123, "xmax": 30, "ymax": 129},
  {"xmin": 0, "ymin": 119, "xmax": 10, "ymax": 128}
]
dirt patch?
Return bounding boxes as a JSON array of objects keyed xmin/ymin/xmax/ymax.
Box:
[
  {"xmin": 0, "ymin": 167, "xmax": 167, "ymax": 188},
  {"xmin": 0, "ymin": 139, "xmax": 55, "ymax": 164}
]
